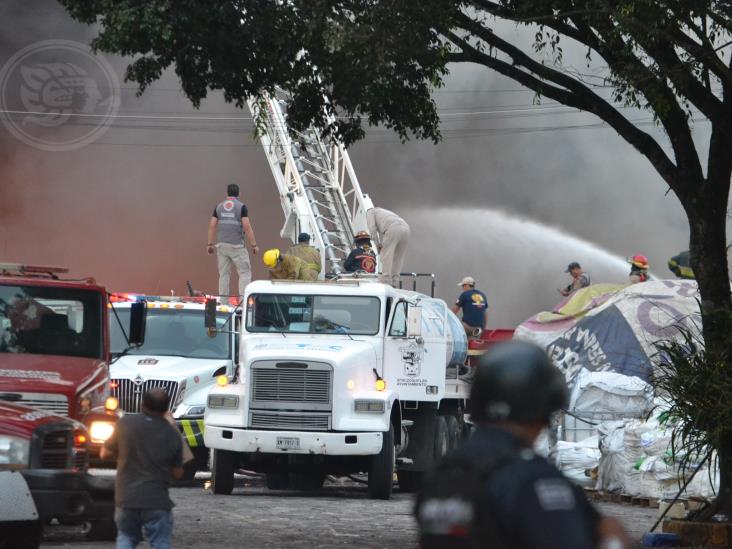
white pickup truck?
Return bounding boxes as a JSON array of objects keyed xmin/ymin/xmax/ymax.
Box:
[
  {"xmin": 204, "ymin": 278, "xmax": 470, "ymax": 499},
  {"xmin": 110, "ymin": 295, "xmax": 238, "ymax": 478}
]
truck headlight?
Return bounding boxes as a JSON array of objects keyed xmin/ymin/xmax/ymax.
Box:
[
  {"xmin": 0, "ymin": 435, "xmax": 30, "ymax": 468},
  {"xmin": 207, "ymin": 395, "xmax": 239, "ymax": 409},
  {"xmin": 89, "ymin": 421, "xmax": 116, "ymax": 444},
  {"xmin": 354, "ymin": 400, "xmax": 386, "ymax": 413},
  {"xmin": 181, "ymin": 405, "xmax": 206, "ymax": 417}
]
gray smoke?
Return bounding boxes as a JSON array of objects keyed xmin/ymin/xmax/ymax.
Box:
[{"xmin": 0, "ymin": 0, "xmax": 696, "ymax": 327}]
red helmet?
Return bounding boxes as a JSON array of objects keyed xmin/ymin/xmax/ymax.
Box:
[{"xmin": 629, "ymin": 254, "xmax": 649, "ymax": 269}]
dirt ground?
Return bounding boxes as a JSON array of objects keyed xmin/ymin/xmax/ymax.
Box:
[{"xmin": 41, "ymin": 474, "xmax": 660, "ymax": 548}]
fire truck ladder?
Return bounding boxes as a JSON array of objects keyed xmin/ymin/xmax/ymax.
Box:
[{"xmin": 247, "ymin": 90, "xmax": 374, "ymax": 275}]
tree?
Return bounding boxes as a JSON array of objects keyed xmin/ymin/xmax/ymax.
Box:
[{"xmin": 59, "ymin": 0, "xmax": 732, "ymax": 517}]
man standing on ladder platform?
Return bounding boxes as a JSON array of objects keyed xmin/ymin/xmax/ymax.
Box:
[
  {"xmin": 366, "ymin": 207, "xmax": 410, "ymax": 286},
  {"xmin": 207, "ymin": 184, "xmax": 259, "ymax": 297}
]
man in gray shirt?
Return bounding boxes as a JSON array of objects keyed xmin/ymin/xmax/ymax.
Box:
[
  {"xmin": 102, "ymin": 389, "xmax": 184, "ymax": 549},
  {"xmin": 207, "ymin": 183, "xmax": 260, "ymax": 297}
]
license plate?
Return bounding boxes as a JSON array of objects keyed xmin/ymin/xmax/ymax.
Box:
[{"xmin": 276, "ymin": 437, "xmax": 300, "ymax": 450}]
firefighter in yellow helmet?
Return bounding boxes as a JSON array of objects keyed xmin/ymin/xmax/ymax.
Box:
[
  {"xmin": 287, "ymin": 233, "xmax": 322, "ymax": 280},
  {"xmin": 263, "ymin": 248, "xmax": 316, "ymax": 281}
]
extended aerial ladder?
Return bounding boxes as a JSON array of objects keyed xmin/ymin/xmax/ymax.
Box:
[{"xmin": 247, "ymin": 89, "xmax": 374, "ymax": 276}]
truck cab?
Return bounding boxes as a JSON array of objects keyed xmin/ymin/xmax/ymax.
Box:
[
  {"xmin": 110, "ymin": 295, "xmax": 238, "ymax": 477},
  {"xmin": 205, "ymin": 278, "xmax": 470, "ymax": 499},
  {"xmin": 0, "ymin": 264, "xmax": 141, "ymax": 464}
]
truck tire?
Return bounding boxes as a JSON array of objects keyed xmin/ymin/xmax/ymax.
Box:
[
  {"xmin": 289, "ymin": 472, "xmax": 325, "ymax": 492},
  {"xmin": 368, "ymin": 424, "xmax": 395, "ymax": 500},
  {"xmin": 396, "ymin": 470, "xmax": 422, "ymax": 493},
  {"xmin": 265, "ymin": 472, "xmax": 291, "ymax": 490},
  {"xmin": 445, "ymin": 415, "xmax": 460, "ymax": 451},
  {"xmin": 211, "ymin": 449, "xmax": 235, "ymax": 495},
  {"xmin": 433, "ymin": 415, "xmax": 449, "ymax": 461}
]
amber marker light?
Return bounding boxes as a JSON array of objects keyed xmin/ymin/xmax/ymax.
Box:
[
  {"xmin": 105, "ymin": 396, "xmax": 119, "ymax": 411},
  {"xmin": 74, "ymin": 433, "xmax": 87, "ymax": 445},
  {"xmin": 346, "ymin": 379, "xmax": 355, "ymax": 390},
  {"xmin": 375, "ymin": 379, "xmax": 386, "ymax": 391},
  {"xmin": 216, "ymin": 375, "xmax": 229, "ymax": 387}
]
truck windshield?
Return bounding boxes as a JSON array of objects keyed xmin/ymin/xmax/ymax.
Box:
[
  {"xmin": 111, "ymin": 308, "xmax": 231, "ymax": 360},
  {"xmin": 0, "ymin": 284, "xmax": 103, "ymax": 359},
  {"xmin": 246, "ymin": 294, "xmax": 380, "ymax": 335}
]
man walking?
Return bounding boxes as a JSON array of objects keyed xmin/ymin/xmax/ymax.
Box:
[
  {"xmin": 366, "ymin": 207, "xmax": 410, "ymax": 286},
  {"xmin": 415, "ymin": 341, "xmax": 630, "ymax": 549},
  {"xmin": 452, "ymin": 276, "xmax": 488, "ymax": 338},
  {"xmin": 207, "ymin": 184, "xmax": 259, "ymax": 297},
  {"xmin": 559, "ymin": 261, "xmax": 591, "ymax": 296},
  {"xmin": 101, "ymin": 389, "xmax": 185, "ymax": 549},
  {"xmin": 287, "ymin": 232, "xmax": 322, "ymax": 279}
]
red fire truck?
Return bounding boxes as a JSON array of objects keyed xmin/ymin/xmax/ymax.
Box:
[{"xmin": 0, "ymin": 263, "xmax": 145, "ymax": 464}]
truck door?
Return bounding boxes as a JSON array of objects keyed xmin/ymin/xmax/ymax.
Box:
[{"xmin": 383, "ymin": 300, "xmax": 447, "ymax": 402}]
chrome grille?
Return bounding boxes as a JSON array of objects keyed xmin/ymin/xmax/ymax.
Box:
[
  {"xmin": 41, "ymin": 430, "xmax": 70, "ymax": 469},
  {"xmin": 111, "ymin": 379, "xmax": 179, "ymax": 413},
  {"xmin": 4, "ymin": 393, "xmax": 69, "ymax": 416},
  {"xmin": 250, "ymin": 411, "xmax": 331, "ymax": 431},
  {"xmin": 251, "ymin": 362, "xmax": 332, "ymax": 412}
]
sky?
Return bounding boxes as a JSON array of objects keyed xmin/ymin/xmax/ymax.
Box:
[{"xmin": 0, "ymin": 0, "xmax": 702, "ymax": 326}]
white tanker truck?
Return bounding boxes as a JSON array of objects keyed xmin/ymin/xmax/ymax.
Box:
[{"xmin": 204, "ymin": 277, "xmax": 470, "ymax": 499}]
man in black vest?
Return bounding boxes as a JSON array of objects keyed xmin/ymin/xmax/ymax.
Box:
[
  {"xmin": 207, "ymin": 184, "xmax": 259, "ymax": 297},
  {"xmin": 415, "ymin": 341, "xmax": 630, "ymax": 549}
]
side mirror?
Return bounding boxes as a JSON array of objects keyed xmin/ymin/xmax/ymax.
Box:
[
  {"xmin": 407, "ymin": 306, "xmax": 422, "ymax": 338},
  {"xmin": 205, "ymin": 298, "xmax": 218, "ymax": 338},
  {"xmin": 128, "ymin": 301, "xmax": 147, "ymax": 346}
]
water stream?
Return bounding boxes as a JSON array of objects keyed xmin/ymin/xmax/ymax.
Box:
[{"xmin": 400, "ymin": 207, "xmax": 633, "ymax": 327}]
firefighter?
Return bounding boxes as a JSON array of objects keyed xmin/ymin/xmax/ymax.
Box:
[
  {"xmin": 343, "ymin": 231, "xmax": 377, "ymax": 274},
  {"xmin": 628, "ymin": 254, "xmax": 650, "ymax": 283},
  {"xmin": 287, "ymin": 233, "xmax": 322, "ymax": 280},
  {"xmin": 263, "ymin": 248, "xmax": 315, "ymax": 281},
  {"xmin": 415, "ymin": 341, "xmax": 631, "ymax": 549},
  {"xmin": 366, "ymin": 207, "xmax": 410, "ymax": 286},
  {"xmin": 668, "ymin": 251, "xmax": 694, "ymax": 279}
]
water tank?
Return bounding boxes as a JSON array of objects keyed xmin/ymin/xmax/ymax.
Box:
[{"xmin": 420, "ymin": 298, "xmax": 468, "ymax": 366}]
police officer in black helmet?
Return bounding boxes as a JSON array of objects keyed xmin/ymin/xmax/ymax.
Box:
[{"xmin": 415, "ymin": 341, "xmax": 630, "ymax": 549}]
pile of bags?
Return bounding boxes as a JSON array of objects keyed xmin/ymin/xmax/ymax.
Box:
[{"xmin": 595, "ymin": 415, "xmax": 719, "ymax": 500}]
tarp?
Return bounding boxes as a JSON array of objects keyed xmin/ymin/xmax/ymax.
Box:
[{"xmin": 515, "ymin": 280, "xmax": 701, "ymax": 384}]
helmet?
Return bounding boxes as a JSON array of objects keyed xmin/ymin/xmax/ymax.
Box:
[
  {"xmin": 467, "ymin": 340, "xmax": 568, "ymax": 424},
  {"xmin": 354, "ymin": 230, "xmax": 371, "ymax": 243},
  {"xmin": 629, "ymin": 254, "xmax": 649, "ymax": 269},
  {"xmin": 263, "ymin": 248, "xmax": 281, "ymax": 268}
]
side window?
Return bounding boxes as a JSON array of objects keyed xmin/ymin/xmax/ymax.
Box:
[{"xmin": 389, "ymin": 301, "xmax": 407, "ymax": 337}]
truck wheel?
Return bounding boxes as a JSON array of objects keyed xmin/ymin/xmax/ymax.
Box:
[
  {"xmin": 0, "ymin": 521, "xmax": 42, "ymax": 549},
  {"xmin": 368, "ymin": 424, "xmax": 395, "ymax": 500},
  {"xmin": 397, "ymin": 470, "xmax": 422, "ymax": 493},
  {"xmin": 265, "ymin": 472, "xmax": 291, "ymax": 490},
  {"xmin": 86, "ymin": 519, "xmax": 117, "ymax": 541},
  {"xmin": 211, "ymin": 449, "xmax": 235, "ymax": 495},
  {"xmin": 445, "ymin": 415, "xmax": 460, "ymax": 451},
  {"xmin": 433, "ymin": 415, "xmax": 449, "ymax": 461},
  {"xmin": 289, "ymin": 472, "xmax": 325, "ymax": 491}
]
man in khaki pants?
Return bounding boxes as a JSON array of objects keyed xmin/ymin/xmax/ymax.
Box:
[
  {"xmin": 366, "ymin": 207, "xmax": 410, "ymax": 286},
  {"xmin": 207, "ymin": 184, "xmax": 259, "ymax": 297}
]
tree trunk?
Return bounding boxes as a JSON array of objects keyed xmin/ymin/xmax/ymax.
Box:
[{"xmin": 686, "ymin": 174, "xmax": 732, "ymax": 518}]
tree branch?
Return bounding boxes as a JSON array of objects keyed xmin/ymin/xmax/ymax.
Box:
[{"xmin": 444, "ymin": 26, "xmax": 683, "ymax": 196}]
